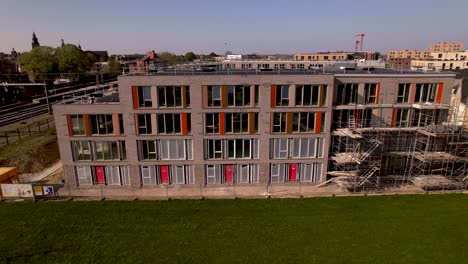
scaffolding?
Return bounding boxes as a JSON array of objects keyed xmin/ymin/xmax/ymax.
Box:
[{"xmin": 328, "ymin": 103, "xmax": 468, "ymax": 192}]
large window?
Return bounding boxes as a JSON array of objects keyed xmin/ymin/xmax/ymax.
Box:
[
  {"xmin": 207, "ymin": 86, "xmax": 221, "ymax": 107},
  {"xmin": 138, "ymin": 86, "xmax": 152, "ymax": 107},
  {"xmin": 292, "ymin": 112, "xmax": 315, "ymax": 133},
  {"xmin": 205, "ymin": 139, "xmax": 259, "ymax": 160},
  {"xmin": 70, "ymin": 115, "xmax": 85, "ymax": 135},
  {"xmin": 141, "ymin": 165, "xmax": 194, "ymax": 185},
  {"xmin": 295, "ymin": 85, "xmax": 319, "ymax": 106},
  {"xmin": 205, "ymin": 113, "xmax": 220, "ymax": 134},
  {"xmin": 412, "ymin": 109, "xmax": 437, "ymax": 127},
  {"xmin": 336, "ymin": 83, "xmax": 358, "ymax": 105},
  {"xmin": 157, "ymin": 113, "xmax": 181, "ymax": 134},
  {"xmin": 235, "ymin": 164, "xmax": 259, "ymax": 183},
  {"xmin": 364, "ymin": 83, "xmax": 377, "ymax": 104},
  {"xmin": 157, "ymin": 86, "xmax": 183, "ymax": 108},
  {"xmin": 270, "ymin": 163, "xmax": 322, "ymax": 183},
  {"xmin": 71, "ymin": 141, "xmax": 92, "ymax": 161},
  {"xmin": 225, "ymin": 113, "xmax": 248, "ymax": 133},
  {"xmin": 395, "ymin": 109, "xmax": 410, "ymax": 127},
  {"xmin": 90, "ymin": 114, "xmax": 114, "ymax": 135},
  {"xmin": 105, "ymin": 166, "xmax": 131, "ymax": 186},
  {"xmin": 415, "ymin": 83, "xmax": 438, "ymax": 103},
  {"xmin": 95, "ymin": 141, "xmax": 127, "ymax": 161},
  {"xmin": 397, "ymin": 83, "xmax": 411, "ymax": 103},
  {"xmin": 272, "ymin": 113, "xmax": 287, "ymax": 133},
  {"xmin": 205, "ymin": 164, "xmax": 258, "ymax": 184},
  {"xmin": 138, "ymin": 139, "xmax": 192, "ymax": 160},
  {"xmin": 227, "ymin": 85, "xmax": 251, "ymax": 107},
  {"xmin": 137, "ymin": 114, "xmax": 152, "ymax": 134},
  {"xmin": 271, "ymin": 138, "xmax": 324, "ymax": 159},
  {"xmin": 76, "ymin": 166, "xmax": 93, "ymax": 185},
  {"xmin": 275, "ymin": 85, "xmax": 290, "ymax": 106},
  {"xmin": 206, "ymin": 164, "xmax": 223, "ymax": 184}
]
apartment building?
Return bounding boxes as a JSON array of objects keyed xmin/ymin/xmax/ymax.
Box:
[
  {"xmin": 294, "ymin": 52, "xmax": 353, "ymax": 61},
  {"xmin": 386, "ymin": 50, "xmax": 431, "ymax": 70},
  {"xmin": 430, "ymin": 42, "xmax": 464, "ymax": 52},
  {"xmin": 411, "ymin": 51, "xmax": 468, "ymax": 71},
  {"xmin": 54, "ymin": 69, "xmax": 462, "ymax": 198}
]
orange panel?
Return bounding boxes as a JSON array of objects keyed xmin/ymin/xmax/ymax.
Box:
[
  {"xmin": 391, "ymin": 109, "xmax": 397, "ymax": 127},
  {"xmin": 83, "ymin": 114, "xmax": 91, "ymax": 136},
  {"xmin": 221, "ymin": 85, "xmax": 227, "ymax": 108},
  {"xmin": 202, "ymin": 85, "xmax": 208, "ymax": 108},
  {"xmin": 271, "ymin": 85, "xmax": 276, "ymax": 108},
  {"xmin": 132, "ymin": 86, "xmax": 138, "ymax": 109},
  {"xmin": 436, "ymin": 83, "xmax": 444, "ymax": 104},
  {"xmin": 66, "ymin": 115, "xmax": 73, "ymax": 136},
  {"xmin": 409, "ymin": 83, "xmax": 416, "ymax": 104},
  {"xmin": 375, "ymin": 83, "xmax": 381, "ymax": 104},
  {"xmin": 315, "ymin": 112, "xmax": 322, "ymax": 134},
  {"xmin": 249, "ymin": 112, "xmax": 255, "ymax": 134},
  {"xmin": 219, "ymin": 112, "xmax": 225, "ymax": 135},
  {"xmin": 113, "ymin": 114, "xmax": 120, "ymax": 136},
  {"xmin": 250, "ymin": 85, "xmax": 256, "ymax": 107},
  {"xmin": 181, "ymin": 113, "xmax": 188, "ymax": 135}
]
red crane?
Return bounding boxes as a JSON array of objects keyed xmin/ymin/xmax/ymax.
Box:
[{"xmin": 355, "ymin": 33, "xmax": 365, "ymax": 51}]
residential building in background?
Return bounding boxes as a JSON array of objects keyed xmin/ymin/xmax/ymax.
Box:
[
  {"xmin": 53, "ymin": 67, "xmax": 467, "ymax": 198},
  {"xmin": 430, "ymin": 42, "xmax": 464, "ymax": 52},
  {"xmin": 294, "ymin": 52, "xmax": 353, "ymax": 61},
  {"xmin": 411, "ymin": 51, "xmax": 468, "ymax": 71}
]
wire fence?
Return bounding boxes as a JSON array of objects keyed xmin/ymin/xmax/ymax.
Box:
[{"xmin": 0, "ymin": 118, "xmax": 55, "ymax": 147}]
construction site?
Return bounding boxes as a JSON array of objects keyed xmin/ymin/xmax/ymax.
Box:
[{"xmin": 328, "ymin": 102, "xmax": 468, "ymax": 192}]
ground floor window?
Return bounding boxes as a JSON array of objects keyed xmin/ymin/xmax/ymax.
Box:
[
  {"xmin": 270, "ymin": 163, "xmax": 322, "ymax": 183},
  {"xmin": 205, "ymin": 164, "xmax": 259, "ymax": 184},
  {"xmin": 141, "ymin": 165, "xmax": 194, "ymax": 185},
  {"xmin": 76, "ymin": 165, "xmax": 130, "ymax": 186}
]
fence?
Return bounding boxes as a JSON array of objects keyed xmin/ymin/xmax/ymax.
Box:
[{"xmin": 0, "ymin": 118, "xmax": 55, "ymax": 147}]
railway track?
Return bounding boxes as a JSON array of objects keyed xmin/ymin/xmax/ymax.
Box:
[{"xmin": 0, "ymin": 104, "xmax": 51, "ymax": 127}]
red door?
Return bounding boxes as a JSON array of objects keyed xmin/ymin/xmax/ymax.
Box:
[
  {"xmin": 224, "ymin": 165, "xmax": 234, "ymax": 183},
  {"xmin": 95, "ymin": 166, "xmax": 105, "ymax": 184},
  {"xmin": 160, "ymin": 165, "xmax": 169, "ymax": 184},
  {"xmin": 289, "ymin": 164, "xmax": 297, "ymax": 182}
]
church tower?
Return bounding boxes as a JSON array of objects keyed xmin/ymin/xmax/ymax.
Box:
[{"xmin": 32, "ymin": 32, "xmax": 40, "ymax": 48}]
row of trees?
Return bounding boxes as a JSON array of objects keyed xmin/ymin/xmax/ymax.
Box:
[{"xmin": 18, "ymin": 44, "xmax": 95, "ymax": 82}]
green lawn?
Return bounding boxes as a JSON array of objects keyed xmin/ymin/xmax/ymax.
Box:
[{"xmin": 0, "ymin": 194, "xmax": 467, "ymax": 263}]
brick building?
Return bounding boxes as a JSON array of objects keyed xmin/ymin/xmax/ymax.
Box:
[{"xmin": 54, "ymin": 69, "xmax": 466, "ymax": 198}]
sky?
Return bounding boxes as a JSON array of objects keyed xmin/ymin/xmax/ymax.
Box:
[{"xmin": 1, "ymin": 0, "xmax": 467, "ymax": 55}]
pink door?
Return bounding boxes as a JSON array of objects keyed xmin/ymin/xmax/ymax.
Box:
[
  {"xmin": 289, "ymin": 164, "xmax": 297, "ymax": 182},
  {"xmin": 160, "ymin": 165, "xmax": 169, "ymax": 184},
  {"xmin": 95, "ymin": 166, "xmax": 105, "ymax": 184},
  {"xmin": 224, "ymin": 165, "xmax": 234, "ymax": 183}
]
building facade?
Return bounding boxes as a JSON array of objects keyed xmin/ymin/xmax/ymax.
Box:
[
  {"xmin": 411, "ymin": 51, "xmax": 468, "ymax": 71},
  {"xmin": 294, "ymin": 52, "xmax": 353, "ymax": 61},
  {"xmin": 54, "ymin": 70, "xmax": 459, "ymax": 198},
  {"xmin": 430, "ymin": 42, "xmax": 464, "ymax": 52}
]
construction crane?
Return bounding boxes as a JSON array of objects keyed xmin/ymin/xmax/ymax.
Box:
[
  {"xmin": 355, "ymin": 40, "xmax": 360, "ymax": 53},
  {"xmin": 355, "ymin": 33, "xmax": 365, "ymax": 51}
]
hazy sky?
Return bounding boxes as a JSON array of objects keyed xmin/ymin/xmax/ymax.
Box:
[{"xmin": 1, "ymin": 0, "xmax": 467, "ymax": 55}]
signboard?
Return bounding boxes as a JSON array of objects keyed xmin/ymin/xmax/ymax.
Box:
[
  {"xmin": 43, "ymin": 186, "xmax": 54, "ymax": 196},
  {"xmin": 34, "ymin": 186, "xmax": 43, "ymax": 196},
  {"xmin": 0, "ymin": 184, "xmax": 34, "ymax": 198}
]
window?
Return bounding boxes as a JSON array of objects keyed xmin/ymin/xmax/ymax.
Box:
[
  {"xmin": 71, "ymin": 141, "xmax": 92, "ymax": 161},
  {"xmin": 292, "ymin": 112, "xmax": 315, "ymax": 133},
  {"xmin": 293, "ymin": 138, "xmax": 323, "ymax": 158},
  {"xmin": 364, "ymin": 84, "xmax": 377, "ymax": 104},
  {"xmin": 272, "ymin": 113, "xmax": 287, "ymax": 133},
  {"xmin": 157, "ymin": 113, "xmax": 181, "ymax": 134},
  {"xmin": 206, "ymin": 139, "xmax": 223, "ymax": 159},
  {"xmin": 412, "ymin": 109, "xmax": 437, "ymax": 127},
  {"xmin": 70, "ymin": 115, "xmax": 85, "ymax": 135},
  {"xmin": 76, "ymin": 166, "xmax": 93, "ymax": 185},
  {"xmin": 157, "ymin": 86, "xmax": 183, "ymax": 108},
  {"xmin": 270, "ymin": 163, "xmax": 322, "ymax": 183},
  {"xmin": 207, "ymin": 86, "xmax": 222, "ymax": 107},
  {"xmin": 171, "ymin": 165, "xmax": 194, "ymax": 185},
  {"xmin": 138, "ymin": 86, "xmax": 152, "ymax": 107},
  {"xmin": 397, "ymin": 84, "xmax": 411, "ymax": 103},
  {"xmin": 90, "ymin": 114, "xmax": 114, "ymax": 135},
  {"xmin": 227, "ymin": 139, "xmax": 258, "ymax": 159},
  {"xmin": 139, "ymin": 140, "xmax": 157, "ymax": 160},
  {"xmin": 137, "ymin": 114, "xmax": 152, "ymax": 134},
  {"xmin": 159, "ymin": 139, "xmax": 192, "ymax": 160},
  {"xmin": 270, "ymin": 164, "xmax": 287, "ymax": 183},
  {"xmin": 227, "ymin": 85, "xmax": 251, "ymax": 107},
  {"xmin": 336, "ymin": 83, "xmax": 358, "ymax": 105},
  {"xmin": 275, "ymin": 85, "xmax": 290, "ymax": 106},
  {"xmin": 205, "ymin": 113, "xmax": 220, "ymax": 134},
  {"xmin": 206, "ymin": 164, "xmax": 223, "ymax": 184},
  {"xmin": 395, "ymin": 109, "xmax": 410, "ymax": 127},
  {"xmin": 235, "ymin": 164, "xmax": 259, "ymax": 183},
  {"xmin": 299, "ymin": 163, "xmax": 322, "ymax": 182},
  {"xmin": 105, "ymin": 166, "xmax": 131, "ymax": 186},
  {"xmin": 295, "ymin": 85, "xmax": 320, "ymax": 106},
  {"xmin": 414, "ymin": 83, "xmax": 438, "ymax": 103},
  {"xmin": 271, "ymin": 138, "xmax": 289, "ymax": 159},
  {"xmin": 95, "ymin": 141, "xmax": 126, "ymax": 160},
  {"xmin": 141, "ymin": 165, "xmax": 158, "ymax": 185},
  {"xmin": 225, "ymin": 113, "xmax": 249, "ymax": 133},
  {"xmin": 274, "ymin": 64, "xmax": 285, "ymax": 69}
]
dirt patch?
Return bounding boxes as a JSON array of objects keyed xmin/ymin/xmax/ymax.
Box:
[{"xmin": 0, "ymin": 129, "xmax": 60, "ymax": 174}]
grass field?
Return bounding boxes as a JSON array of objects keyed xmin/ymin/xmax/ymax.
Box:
[{"xmin": 0, "ymin": 194, "xmax": 467, "ymax": 263}]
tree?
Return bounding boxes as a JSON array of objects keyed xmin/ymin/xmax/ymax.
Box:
[
  {"xmin": 184, "ymin": 52, "xmax": 196, "ymax": 61},
  {"xmin": 107, "ymin": 57, "xmax": 122, "ymax": 75},
  {"xmin": 18, "ymin": 46, "xmax": 58, "ymax": 82},
  {"xmin": 56, "ymin": 44, "xmax": 94, "ymax": 74},
  {"xmin": 225, "ymin": 50, "xmax": 233, "ymax": 56},
  {"xmin": 158, "ymin": 52, "xmax": 177, "ymax": 65}
]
